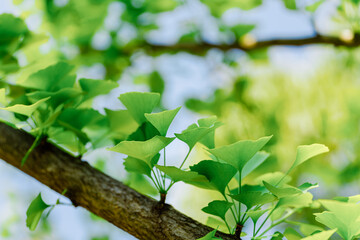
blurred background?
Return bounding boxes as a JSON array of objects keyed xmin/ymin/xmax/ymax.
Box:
[{"xmin": 1, "ymin": 0, "xmax": 360, "ymax": 239}]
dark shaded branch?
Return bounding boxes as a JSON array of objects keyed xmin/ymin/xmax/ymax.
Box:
[
  {"xmin": 0, "ymin": 122, "xmax": 236, "ymax": 240},
  {"xmin": 143, "ymin": 34, "xmax": 360, "ymax": 54}
]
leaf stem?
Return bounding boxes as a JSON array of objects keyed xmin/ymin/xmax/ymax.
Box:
[
  {"xmin": 254, "ymin": 207, "xmax": 275, "ymax": 236},
  {"xmin": 21, "ymin": 134, "xmax": 43, "ymax": 166}
]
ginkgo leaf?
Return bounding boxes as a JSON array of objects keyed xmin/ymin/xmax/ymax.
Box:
[
  {"xmin": 297, "ymin": 183, "xmax": 318, "ymax": 192},
  {"xmin": 246, "ymin": 209, "xmax": 269, "ymax": 225},
  {"xmin": 79, "ymin": 78, "xmax": 119, "ymax": 101},
  {"xmin": 18, "ymin": 62, "xmax": 75, "ymax": 91},
  {"xmin": 255, "ymin": 172, "xmax": 292, "ymax": 186},
  {"xmin": 127, "ymin": 121, "xmax": 160, "ymax": 141},
  {"xmin": 1, "ymin": 97, "xmax": 50, "ymax": 117},
  {"xmin": 26, "ymin": 193, "xmax": 50, "ymax": 231},
  {"xmin": 197, "ymin": 230, "xmax": 223, "ymax": 240},
  {"xmin": 208, "ymin": 136, "xmax": 272, "ymax": 172},
  {"xmin": 108, "ymin": 136, "xmax": 174, "ymax": 166},
  {"xmin": 263, "ymin": 181, "xmax": 303, "ymax": 198},
  {"xmin": 288, "ymin": 144, "xmax": 329, "ymax": 173},
  {"xmin": 242, "ymin": 151, "xmax": 270, "ymax": 179},
  {"xmin": 145, "ymin": 107, "xmax": 181, "ymax": 136},
  {"xmin": 155, "ymin": 165, "xmax": 209, "ymax": 183},
  {"xmin": 230, "ymin": 191, "xmax": 276, "ymax": 210},
  {"xmin": 124, "ymin": 157, "xmax": 152, "ymax": 177},
  {"xmin": 105, "ymin": 109, "xmax": 139, "ymax": 140},
  {"xmin": 301, "ymin": 229, "xmax": 337, "ymax": 240},
  {"xmin": 119, "ymin": 92, "xmax": 160, "ymax": 124},
  {"xmin": 202, "ymin": 200, "xmax": 233, "ymax": 221},
  {"xmin": 276, "ymin": 192, "xmax": 313, "ymax": 209},
  {"xmin": 27, "ymin": 88, "xmax": 82, "ymax": 108},
  {"xmin": 175, "ymin": 122, "xmax": 221, "ymax": 150},
  {"xmin": 190, "ymin": 160, "xmax": 237, "ymax": 195},
  {"xmin": 197, "ymin": 116, "xmax": 223, "ymax": 149}
]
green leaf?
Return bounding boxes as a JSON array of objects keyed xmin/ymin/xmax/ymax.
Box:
[
  {"xmin": 57, "ymin": 108, "xmax": 106, "ymax": 144},
  {"xmin": 255, "ymin": 172, "xmax": 292, "ymax": 186},
  {"xmin": 79, "ymin": 78, "xmax": 119, "ymax": 101},
  {"xmin": 176, "ymin": 122, "xmax": 222, "ymax": 149},
  {"xmin": 190, "ymin": 160, "xmax": 237, "ymax": 195},
  {"xmin": 197, "ymin": 116, "xmax": 223, "ymax": 149},
  {"xmin": 315, "ymin": 199, "xmax": 360, "ymax": 240},
  {"xmin": 18, "ymin": 62, "xmax": 75, "ymax": 91},
  {"xmin": 124, "ymin": 157, "xmax": 152, "ymax": 177},
  {"xmin": 231, "ymin": 24, "xmax": 255, "ymax": 39},
  {"xmin": 263, "ymin": 181, "xmax": 303, "ymax": 198},
  {"xmin": 108, "ymin": 136, "xmax": 174, "ymax": 166},
  {"xmin": 26, "ymin": 193, "xmax": 50, "ymax": 231},
  {"xmin": 241, "ymin": 151, "xmax": 270, "ymax": 179},
  {"xmin": 284, "ymin": 228, "xmax": 303, "ymax": 240},
  {"xmin": 145, "ymin": 107, "xmax": 181, "ymax": 136},
  {"xmin": 105, "ymin": 109, "xmax": 139, "ymax": 140},
  {"xmin": 1, "ymin": 97, "xmax": 50, "ymax": 117},
  {"xmin": 27, "ymin": 88, "xmax": 82, "ymax": 109},
  {"xmin": 305, "ymin": 0, "xmax": 325, "ymax": 12},
  {"xmin": 230, "ymin": 191, "xmax": 276, "ymax": 210},
  {"xmin": 197, "ymin": 230, "xmax": 223, "ymax": 240},
  {"xmin": 0, "ymin": 14, "xmax": 28, "ymax": 45},
  {"xmin": 276, "ymin": 192, "xmax": 313, "ymax": 209},
  {"xmin": 127, "ymin": 121, "xmax": 160, "ymax": 141},
  {"xmin": 208, "ymin": 136, "xmax": 272, "ymax": 172},
  {"xmin": 301, "ymin": 229, "xmax": 337, "ymax": 240},
  {"xmin": 126, "ymin": 173, "xmax": 158, "ymax": 196},
  {"xmin": 282, "ymin": 0, "xmax": 297, "ymax": 10},
  {"xmin": 287, "ymin": 221, "xmax": 324, "ymax": 236},
  {"xmin": 119, "ymin": 92, "xmax": 160, "ymax": 124},
  {"xmin": 155, "ymin": 165, "xmax": 209, "ymax": 183},
  {"xmin": 271, "ymin": 232, "xmax": 284, "ymax": 240},
  {"xmin": 202, "ymin": 200, "xmax": 233, "ymax": 220},
  {"xmin": 297, "ymin": 182, "xmax": 318, "ymax": 192},
  {"xmin": 0, "ymin": 88, "xmax": 6, "ymax": 105},
  {"xmin": 246, "ymin": 209, "xmax": 269, "ymax": 225},
  {"xmin": 288, "ymin": 144, "xmax": 329, "ymax": 173}
]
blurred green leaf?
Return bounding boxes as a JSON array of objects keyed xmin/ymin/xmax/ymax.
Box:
[
  {"xmin": 305, "ymin": 0, "xmax": 325, "ymax": 12},
  {"xmin": 79, "ymin": 78, "xmax": 118, "ymax": 101},
  {"xmin": 301, "ymin": 229, "xmax": 337, "ymax": 240},
  {"xmin": 18, "ymin": 62, "xmax": 75, "ymax": 91},
  {"xmin": 276, "ymin": 192, "xmax": 313, "ymax": 209},
  {"xmin": 26, "ymin": 193, "xmax": 50, "ymax": 231},
  {"xmin": 0, "ymin": 14, "xmax": 28, "ymax": 46},
  {"xmin": 1, "ymin": 97, "xmax": 50, "ymax": 117},
  {"xmin": 282, "ymin": 0, "xmax": 297, "ymax": 10},
  {"xmin": 263, "ymin": 181, "xmax": 303, "ymax": 198}
]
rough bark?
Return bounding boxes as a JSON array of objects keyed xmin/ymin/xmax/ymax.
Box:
[{"xmin": 0, "ymin": 122, "xmax": 237, "ymax": 240}]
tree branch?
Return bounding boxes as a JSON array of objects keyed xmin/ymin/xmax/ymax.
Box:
[
  {"xmin": 119, "ymin": 34, "xmax": 360, "ymax": 55},
  {"xmin": 0, "ymin": 122, "xmax": 236, "ymax": 240}
]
